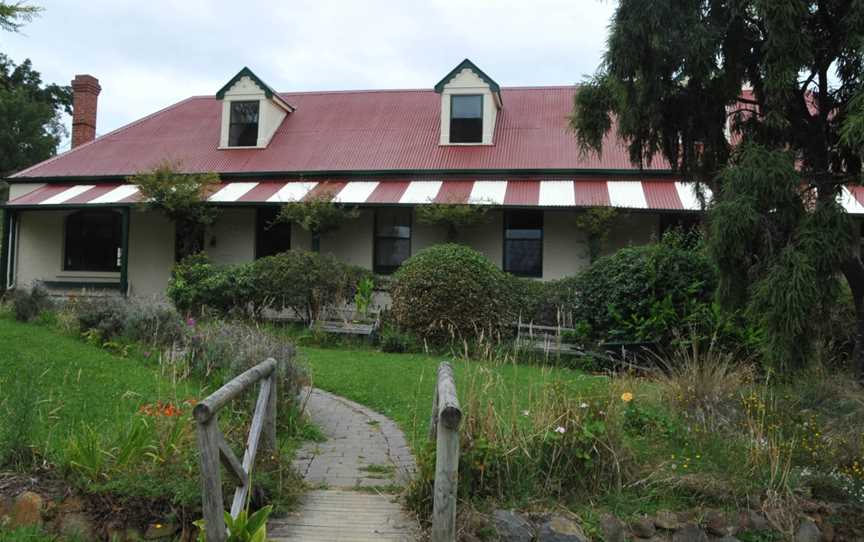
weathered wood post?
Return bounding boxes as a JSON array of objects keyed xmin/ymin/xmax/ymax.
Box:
[
  {"xmin": 264, "ymin": 358, "xmax": 278, "ymax": 451},
  {"xmin": 193, "ymin": 358, "xmax": 279, "ymax": 542},
  {"xmin": 195, "ymin": 414, "xmax": 227, "ymax": 542},
  {"xmin": 431, "ymin": 362, "xmax": 462, "ymax": 542}
]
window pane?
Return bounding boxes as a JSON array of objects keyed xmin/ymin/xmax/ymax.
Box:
[
  {"xmin": 257, "ymin": 207, "xmax": 291, "ymax": 258},
  {"xmin": 375, "ymin": 239, "xmax": 410, "ymax": 268},
  {"xmin": 64, "ymin": 210, "xmax": 122, "ymax": 272},
  {"xmin": 229, "ymin": 101, "xmax": 259, "ymax": 147},
  {"xmin": 231, "ymin": 101, "xmax": 259, "ymax": 123},
  {"xmin": 375, "ymin": 208, "xmax": 412, "ymax": 273},
  {"xmin": 376, "ymin": 208, "xmax": 411, "ymax": 238},
  {"xmin": 451, "ymin": 95, "xmax": 482, "ymax": 118},
  {"xmin": 450, "ymin": 95, "xmax": 483, "ymax": 143},
  {"xmin": 450, "ymin": 118, "xmax": 483, "ymax": 143},
  {"xmin": 504, "ymin": 240, "xmax": 542, "ymax": 276},
  {"xmin": 504, "ymin": 210, "xmax": 543, "ymax": 277}
]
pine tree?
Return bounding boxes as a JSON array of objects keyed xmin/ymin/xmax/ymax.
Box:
[{"xmin": 571, "ymin": 1, "xmax": 864, "ymax": 379}]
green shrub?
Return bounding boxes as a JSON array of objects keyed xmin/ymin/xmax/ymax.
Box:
[
  {"xmin": 566, "ymin": 232, "xmax": 716, "ymax": 345},
  {"xmin": 251, "ymin": 250, "xmax": 369, "ymax": 324},
  {"xmin": 390, "ymin": 244, "xmax": 514, "ymax": 343},
  {"xmin": 504, "ymin": 275, "xmax": 576, "ymax": 326},
  {"xmin": 124, "ymin": 301, "xmax": 187, "ymax": 347},
  {"xmin": 74, "ymin": 296, "xmax": 129, "ymax": 340},
  {"xmin": 378, "ymin": 326, "xmax": 421, "ymax": 353},
  {"xmin": 167, "ymin": 253, "xmax": 257, "ymax": 316},
  {"xmin": 10, "ymin": 282, "xmax": 52, "ymax": 322}
]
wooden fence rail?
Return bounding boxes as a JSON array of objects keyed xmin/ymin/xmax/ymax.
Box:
[
  {"xmin": 429, "ymin": 362, "xmax": 462, "ymax": 542},
  {"xmin": 193, "ymin": 358, "xmax": 279, "ymax": 542}
]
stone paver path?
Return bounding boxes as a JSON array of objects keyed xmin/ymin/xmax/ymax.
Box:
[{"xmin": 269, "ymin": 388, "xmax": 419, "ymax": 541}]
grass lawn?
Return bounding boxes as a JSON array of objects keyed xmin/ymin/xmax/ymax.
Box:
[
  {"xmin": 0, "ymin": 317, "xmax": 203, "ymax": 457},
  {"xmin": 297, "ymin": 346, "xmax": 607, "ymax": 449}
]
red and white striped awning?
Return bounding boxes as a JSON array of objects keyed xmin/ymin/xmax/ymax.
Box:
[
  {"xmin": 7, "ymin": 179, "xmax": 718, "ymax": 211},
  {"xmin": 10, "ymin": 178, "xmax": 864, "ymax": 215}
]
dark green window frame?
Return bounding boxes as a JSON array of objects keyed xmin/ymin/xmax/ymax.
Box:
[
  {"xmin": 449, "ymin": 94, "xmax": 483, "ymax": 143},
  {"xmin": 63, "ymin": 209, "xmax": 123, "ymax": 272},
  {"xmin": 228, "ymin": 100, "xmax": 260, "ymax": 147},
  {"xmin": 503, "ymin": 209, "xmax": 543, "ymax": 278},
  {"xmin": 374, "ymin": 208, "xmax": 412, "ymax": 274}
]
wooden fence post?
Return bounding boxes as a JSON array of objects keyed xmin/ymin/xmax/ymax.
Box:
[
  {"xmin": 196, "ymin": 417, "xmax": 227, "ymax": 542},
  {"xmin": 264, "ymin": 359, "xmax": 278, "ymax": 451},
  {"xmin": 431, "ymin": 362, "xmax": 462, "ymax": 542}
]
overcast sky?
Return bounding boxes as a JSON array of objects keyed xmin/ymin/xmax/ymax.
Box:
[{"xmin": 1, "ymin": 0, "xmax": 616, "ymax": 150}]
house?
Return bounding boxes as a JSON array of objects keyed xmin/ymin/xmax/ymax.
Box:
[{"xmin": 4, "ymin": 60, "xmax": 860, "ymax": 298}]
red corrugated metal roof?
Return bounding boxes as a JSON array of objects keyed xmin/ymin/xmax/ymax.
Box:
[{"xmin": 11, "ymin": 87, "xmax": 672, "ymax": 180}]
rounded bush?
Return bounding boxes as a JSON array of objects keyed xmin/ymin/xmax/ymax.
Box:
[
  {"xmin": 566, "ymin": 235, "xmax": 716, "ymax": 344},
  {"xmin": 390, "ymin": 244, "xmax": 513, "ymax": 343},
  {"xmin": 167, "ymin": 253, "xmax": 256, "ymax": 316},
  {"xmin": 251, "ymin": 250, "xmax": 370, "ymax": 323}
]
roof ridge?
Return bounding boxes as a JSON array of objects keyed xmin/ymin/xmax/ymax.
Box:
[
  {"xmin": 10, "ymin": 96, "xmax": 199, "ymax": 179},
  {"xmin": 183, "ymin": 85, "xmax": 578, "ymax": 100}
]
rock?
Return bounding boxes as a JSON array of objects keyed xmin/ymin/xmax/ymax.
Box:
[
  {"xmin": 537, "ymin": 515, "xmax": 589, "ymax": 542},
  {"xmin": 738, "ymin": 510, "xmax": 769, "ymax": 532},
  {"xmin": 11, "ymin": 491, "xmax": 43, "ymax": 527},
  {"xmin": 58, "ymin": 512, "xmax": 94, "ymax": 539},
  {"xmin": 655, "ymin": 511, "xmax": 681, "ymax": 531},
  {"xmin": 705, "ymin": 510, "xmax": 737, "ymax": 537},
  {"xmin": 672, "ymin": 524, "xmax": 708, "ymax": 542},
  {"xmin": 631, "ymin": 516, "xmax": 657, "ymax": 538},
  {"xmin": 600, "ymin": 514, "xmax": 626, "ymax": 542},
  {"xmin": 492, "ymin": 509, "xmax": 533, "ymax": 542},
  {"xmin": 145, "ymin": 522, "xmax": 179, "ymax": 540},
  {"xmin": 795, "ymin": 520, "xmax": 821, "ymax": 542}
]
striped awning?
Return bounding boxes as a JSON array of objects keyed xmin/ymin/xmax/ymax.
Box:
[{"xmin": 6, "ymin": 179, "xmax": 719, "ymax": 211}]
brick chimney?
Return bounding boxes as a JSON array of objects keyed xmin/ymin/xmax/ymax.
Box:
[{"xmin": 71, "ymin": 74, "xmax": 101, "ymax": 148}]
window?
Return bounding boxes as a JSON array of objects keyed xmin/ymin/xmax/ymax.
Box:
[
  {"xmin": 256, "ymin": 207, "xmax": 291, "ymax": 258},
  {"xmin": 228, "ymin": 101, "xmax": 260, "ymax": 147},
  {"xmin": 660, "ymin": 213, "xmax": 701, "ymax": 236},
  {"xmin": 504, "ymin": 210, "xmax": 543, "ymax": 277},
  {"xmin": 64, "ymin": 210, "xmax": 122, "ymax": 272},
  {"xmin": 450, "ymin": 95, "xmax": 483, "ymax": 143},
  {"xmin": 374, "ymin": 208, "xmax": 411, "ymax": 274}
]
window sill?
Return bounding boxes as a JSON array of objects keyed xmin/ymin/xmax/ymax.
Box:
[
  {"xmin": 56, "ymin": 271, "xmax": 121, "ymax": 280},
  {"xmin": 217, "ymin": 144, "xmax": 266, "ymax": 150},
  {"xmin": 439, "ymin": 142, "xmax": 495, "ymax": 146}
]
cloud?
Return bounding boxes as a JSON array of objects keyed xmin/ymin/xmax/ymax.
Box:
[{"xmin": 1, "ymin": 0, "xmax": 615, "ymax": 140}]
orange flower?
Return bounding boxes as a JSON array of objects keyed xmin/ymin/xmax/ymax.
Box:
[{"xmin": 621, "ymin": 392, "xmax": 634, "ymax": 403}]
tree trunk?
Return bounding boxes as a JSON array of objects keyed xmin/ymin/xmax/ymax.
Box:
[
  {"xmin": 841, "ymin": 258, "xmax": 864, "ymax": 384},
  {"xmin": 311, "ymin": 232, "xmax": 321, "ymax": 252}
]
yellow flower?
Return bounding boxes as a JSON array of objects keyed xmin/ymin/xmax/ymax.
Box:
[{"xmin": 621, "ymin": 392, "xmax": 634, "ymax": 403}]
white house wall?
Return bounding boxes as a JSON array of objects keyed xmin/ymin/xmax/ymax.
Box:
[
  {"xmin": 128, "ymin": 210, "xmax": 174, "ymax": 299},
  {"xmin": 207, "ymin": 208, "xmax": 256, "ymax": 264},
  {"xmin": 10, "ymin": 207, "xmax": 665, "ymax": 300},
  {"xmin": 319, "ymin": 209, "xmax": 374, "ymax": 269}
]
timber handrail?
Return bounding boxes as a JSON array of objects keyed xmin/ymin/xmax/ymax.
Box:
[
  {"xmin": 429, "ymin": 362, "xmax": 462, "ymax": 542},
  {"xmin": 194, "ymin": 358, "xmax": 279, "ymax": 542}
]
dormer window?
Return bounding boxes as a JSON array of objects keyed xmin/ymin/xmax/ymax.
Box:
[
  {"xmin": 229, "ymin": 101, "xmax": 260, "ymax": 147},
  {"xmin": 216, "ymin": 67, "xmax": 295, "ymax": 149},
  {"xmin": 435, "ymin": 59, "xmax": 502, "ymax": 146},
  {"xmin": 450, "ymin": 95, "xmax": 483, "ymax": 143}
]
